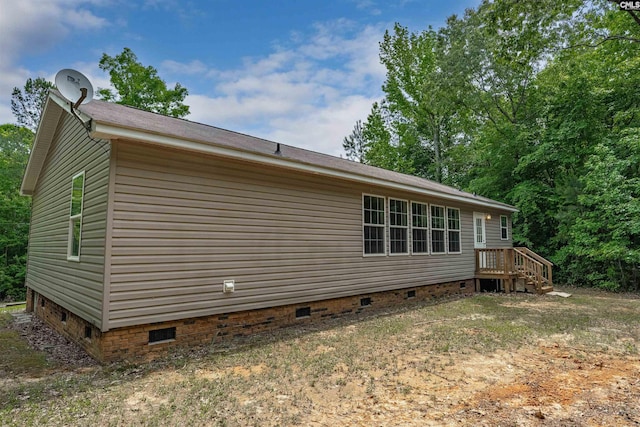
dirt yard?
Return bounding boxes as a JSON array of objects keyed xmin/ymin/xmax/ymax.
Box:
[{"xmin": 1, "ymin": 288, "xmax": 639, "ymax": 426}]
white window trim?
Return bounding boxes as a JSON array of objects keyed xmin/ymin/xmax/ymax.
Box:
[
  {"xmin": 500, "ymin": 215, "xmax": 509, "ymax": 240},
  {"xmin": 67, "ymin": 171, "xmax": 85, "ymax": 262},
  {"xmin": 362, "ymin": 194, "xmax": 386, "ymax": 257},
  {"xmin": 430, "ymin": 204, "xmax": 446, "ymax": 254},
  {"xmin": 410, "ymin": 201, "xmax": 429, "ymax": 255},
  {"xmin": 447, "ymin": 207, "xmax": 462, "ymax": 254},
  {"xmin": 388, "ymin": 198, "xmax": 409, "ymax": 256}
]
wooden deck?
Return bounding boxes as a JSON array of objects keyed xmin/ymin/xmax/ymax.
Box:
[{"xmin": 475, "ymin": 247, "xmax": 553, "ymax": 294}]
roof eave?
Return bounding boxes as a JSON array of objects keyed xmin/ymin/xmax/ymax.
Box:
[
  {"xmin": 91, "ymin": 122, "xmax": 518, "ymax": 213},
  {"xmin": 21, "ymin": 93, "xmax": 95, "ymax": 196},
  {"xmin": 20, "ymin": 95, "xmax": 64, "ymax": 195}
]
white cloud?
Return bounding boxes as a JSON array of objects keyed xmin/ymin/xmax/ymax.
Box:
[
  {"xmin": 161, "ymin": 60, "xmax": 208, "ymax": 76},
  {"xmin": 265, "ymin": 94, "xmax": 378, "ymax": 157},
  {"xmin": 351, "ymin": 0, "xmax": 382, "ymax": 16},
  {"xmin": 0, "ymin": 0, "xmax": 107, "ymax": 63},
  {"xmin": 188, "ymin": 92, "xmax": 378, "ymax": 158},
  {"xmin": 142, "ymin": 0, "xmax": 205, "ymax": 23},
  {"xmin": 0, "ymin": 1, "xmax": 387, "ymax": 158},
  {"xmin": 184, "ymin": 21, "xmax": 386, "ymax": 156},
  {"xmin": 0, "ymin": 65, "xmax": 30, "ymax": 124},
  {"xmin": 0, "ymin": 0, "xmax": 108, "ymax": 124},
  {"xmin": 64, "ymin": 8, "xmax": 108, "ymax": 29}
]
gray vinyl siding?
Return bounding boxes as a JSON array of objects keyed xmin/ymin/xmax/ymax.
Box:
[
  {"xmin": 26, "ymin": 114, "xmax": 110, "ymax": 328},
  {"xmin": 107, "ymin": 142, "xmax": 505, "ymax": 328},
  {"xmin": 485, "ymin": 212, "xmax": 512, "ymax": 248}
]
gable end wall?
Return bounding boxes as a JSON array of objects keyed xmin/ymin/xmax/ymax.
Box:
[{"xmin": 26, "ymin": 114, "xmax": 110, "ymax": 328}]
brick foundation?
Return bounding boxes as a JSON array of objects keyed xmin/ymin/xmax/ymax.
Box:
[
  {"xmin": 31, "ymin": 290, "xmax": 104, "ymax": 359},
  {"xmin": 26, "ymin": 287, "xmax": 34, "ymax": 312},
  {"xmin": 30, "ymin": 279, "xmax": 475, "ymax": 363}
]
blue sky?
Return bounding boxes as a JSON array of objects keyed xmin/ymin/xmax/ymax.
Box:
[{"xmin": 0, "ymin": 0, "xmax": 480, "ymax": 156}]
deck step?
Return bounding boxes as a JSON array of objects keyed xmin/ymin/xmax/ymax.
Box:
[
  {"xmin": 523, "ymin": 283, "xmax": 553, "ymax": 294},
  {"xmin": 10, "ymin": 311, "xmax": 32, "ymax": 324}
]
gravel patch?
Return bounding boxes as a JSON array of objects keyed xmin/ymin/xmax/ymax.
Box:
[{"xmin": 9, "ymin": 313, "xmax": 97, "ymax": 369}]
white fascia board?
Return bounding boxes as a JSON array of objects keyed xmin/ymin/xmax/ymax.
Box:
[
  {"xmin": 49, "ymin": 92, "xmax": 93, "ymax": 124},
  {"xmin": 49, "ymin": 91, "xmax": 73, "ymax": 110},
  {"xmin": 92, "ymin": 123, "xmax": 518, "ymax": 213},
  {"xmin": 21, "ymin": 93, "xmax": 94, "ymax": 195},
  {"xmin": 21, "ymin": 97, "xmax": 64, "ymax": 195}
]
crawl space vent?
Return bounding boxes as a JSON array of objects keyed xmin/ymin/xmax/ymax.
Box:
[
  {"xmin": 149, "ymin": 327, "xmax": 176, "ymax": 343},
  {"xmin": 295, "ymin": 307, "xmax": 311, "ymax": 318}
]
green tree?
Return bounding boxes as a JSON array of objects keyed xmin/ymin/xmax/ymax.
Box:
[
  {"xmin": 10, "ymin": 77, "xmax": 55, "ymax": 132},
  {"xmin": 98, "ymin": 47, "xmax": 190, "ymax": 118},
  {"xmin": 378, "ymin": 24, "xmax": 457, "ymax": 183},
  {"xmin": 542, "ymin": 5, "xmax": 640, "ymax": 289},
  {"xmin": 0, "ymin": 124, "xmax": 33, "ymax": 301},
  {"xmin": 344, "ymin": 24, "xmax": 464, "ymax": 183},
  {"xmin": 344, "ymin": 0, "xmax": 639, "ymax": 290},
  {"xmin": 443, "ymin": 0, "xmax": 583, "ymax": 195},
  {"xmin": 361, "ymin": 102, "xmax": 400, "ymax": 171},
  {"xmin": 343, "ymin": 120, "xmax": 366, "ymax": 162},
  {"xmin": 351, "ymin": 101, "xmax": 416, "ymax": 174},
  {"xmin": 479, "ymin": 1, "xmax": 640, "ymax": 289},
  {"xmin": 555, "ymin": 137, "xmax": 640, "ymax": 290}
]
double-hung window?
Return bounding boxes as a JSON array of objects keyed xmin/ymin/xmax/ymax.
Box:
[
  {"xmin": 363, "ymin": 195, "xmax": 465, "ymax": 256},
  {"xmin": 411, "ymin": 202, "xmax": 429, "ymax": 254},
  {"xmin": 363, "ymin": 195, "xmax": 385, "ymax": 255},
  {"xmin": 389, "ymin": 199, "xmax": 408, "ymax": 254},
  {"xmin": 447, "ymin": 208, "xmax": 461, "ymax": 253},
  {"xmin": 431, "ymin": 205, "xmax": 446, "ymax": 254},
  {"xmin": 500, "ymin": 215, "xmax": 509, "ymax": 240},
  {"xmin": 68, "ymin": 172, "xmax": 85, "ymax": 261}
]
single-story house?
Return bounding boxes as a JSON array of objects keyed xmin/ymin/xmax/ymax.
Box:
[{"xmin": 21, "ymin": 91, "xmax": 552, "ymax": 362}]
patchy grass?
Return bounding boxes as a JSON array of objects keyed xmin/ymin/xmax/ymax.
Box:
[
  {"xmin": 0, "ymin": 313, "xmax": 49, "ymax": 376},
  {"xmin": 0, "ymin": 312, "xmax": 11, "ymax": 327},
  {"xmin": 0, "ymin": 303, "xmax": 26, "ymax": 313},
  {"xmin": 1, "ymin": 288, "xmax": 639, "ymax": 426}
]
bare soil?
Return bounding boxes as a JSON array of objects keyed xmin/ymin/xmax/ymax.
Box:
[{"xmin": 1, "ymin": 289, "xmax": 639, "ymax": 426}]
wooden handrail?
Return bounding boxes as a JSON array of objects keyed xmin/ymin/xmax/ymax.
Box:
[
  {"xmin": 514, "ymin": 247, "xmax": 553, "ymax": 288},
  {"xmin": 514, "ymin": 251, "xmax": 544, "ymax": 289},
  {"xmin": 515, "ymin": 247, "xmax": 553, "ymax": 267},
  {"xmin": 476, "ymin": 247, "xmax": 553, "ymax": 292}
]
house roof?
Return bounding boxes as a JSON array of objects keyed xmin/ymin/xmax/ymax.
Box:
[{"xmin": 22, "ymin": 91, "xmax": 517, "ymax": 212}]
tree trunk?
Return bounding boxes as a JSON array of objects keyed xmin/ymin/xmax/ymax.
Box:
[{"xmin": 433, "ymin": 124, "xmax": 442, "ymax": 183}]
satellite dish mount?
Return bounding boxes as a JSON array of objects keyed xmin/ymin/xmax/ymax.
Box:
[
  {"xmin": 74, "ymin": 87, "xmax": 89, "ymax": 109},
  {"xmin": 54, "ymin": 69, "xmax": 94, "ymax": 128}
]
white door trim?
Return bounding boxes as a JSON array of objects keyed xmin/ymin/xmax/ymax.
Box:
[{"xmin": 473, "ymin": 212, "xmax": 487, "ymax": 249}]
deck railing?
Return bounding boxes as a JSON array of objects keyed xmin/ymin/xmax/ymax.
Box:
[
  {"xmin": 514, "ymin": 247, "xmax": 553, "ymax": 288},
  {"xmin": 475, "ymin": 247, "xmax": 553, "ymax": 292},
  {"xmin": 475, "ymin": 248, "xmax": 515, "ymax": 275}
]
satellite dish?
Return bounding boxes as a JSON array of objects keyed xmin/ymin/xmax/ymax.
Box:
[{"xmin": 55, "ymin": 69, "xmax": 94, "ymax": 108}]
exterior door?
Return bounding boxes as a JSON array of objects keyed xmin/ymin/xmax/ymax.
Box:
[
  {"xmin": 473, "ymin": 212, "xmax": 486, "ymax": 249},
  {"xmin": 473, "ymin": 212, "xmax": 487, "ymax": 269}
]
